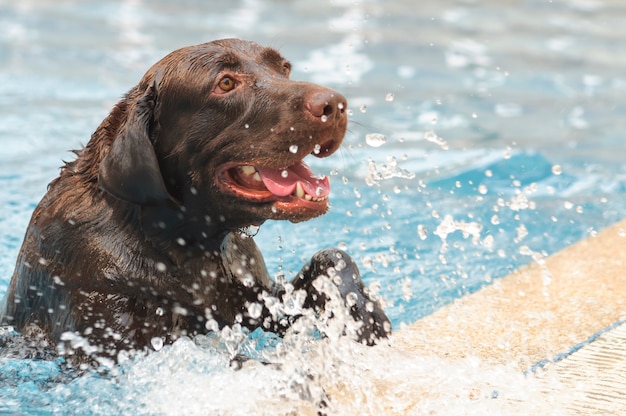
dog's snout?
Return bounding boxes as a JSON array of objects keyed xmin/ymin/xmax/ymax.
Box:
[{"xmin": 305, "ymin": 89, "xmax": 347, "ymax": 121}]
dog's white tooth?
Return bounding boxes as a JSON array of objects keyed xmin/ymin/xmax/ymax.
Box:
[
  {"xmin": 305, "ymin": 194, "xmax": 312, "ymax": 201},
  {"xmin": 240, "ymin": 165, "xmax": 256, "ymax": 175},
  {"xmin": 253, "ymin": 172, "xmax": 262, "ymax": 182},
  {"xmin": 295, "ymin": 182, "xmax": 305, "ymax": 198}
]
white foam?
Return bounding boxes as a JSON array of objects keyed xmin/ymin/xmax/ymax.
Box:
[{"xmin": 79, "ymin": 334, "xmax": 575, "ymax": 416}]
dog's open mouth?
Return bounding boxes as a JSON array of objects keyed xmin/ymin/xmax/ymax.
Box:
[{"xmin": 217, "ymin": 159, "xmax": 330, "ymax": 207}]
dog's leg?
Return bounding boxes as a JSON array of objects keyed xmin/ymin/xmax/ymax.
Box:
[{"xmin": 288, "ymin": 249, "xmax": 391, "ymax": 345}]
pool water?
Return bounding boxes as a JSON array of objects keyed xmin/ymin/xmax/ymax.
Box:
[{"xmin": 1, "ymin": 0, "xmax": 625, "ymax": 414}]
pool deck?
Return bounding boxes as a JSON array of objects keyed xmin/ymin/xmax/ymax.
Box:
[
  {"xmin": 390, "ymin": 217, "xmax": 626, "ymax": 413},
  {"xmin": 291, "ymin": 219, "xmax": 626, "ymax": 414}
]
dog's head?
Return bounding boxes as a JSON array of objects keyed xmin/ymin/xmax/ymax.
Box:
[{"xmin": 98, "ymin": 39, "xmax": 347, "ymax": 235}]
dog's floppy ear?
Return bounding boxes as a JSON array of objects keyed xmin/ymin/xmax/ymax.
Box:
[{"xmin": 98, "ymin": 82, "xmax": 174, "ymax": 206}]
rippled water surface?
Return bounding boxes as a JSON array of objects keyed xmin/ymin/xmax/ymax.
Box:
[{"xmin": 1, "ymin": 0, "xmax": 625, "ymax": 414}]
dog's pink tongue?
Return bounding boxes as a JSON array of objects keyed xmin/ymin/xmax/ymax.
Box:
[{"xmin": 257, "ymin": 161, "xmax": 330, "ymax": 197}]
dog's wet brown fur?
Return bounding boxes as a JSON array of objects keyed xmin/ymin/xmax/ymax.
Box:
[{"xmin": 0, "ymin": 39, "xmax": 390, "ymax": 363}]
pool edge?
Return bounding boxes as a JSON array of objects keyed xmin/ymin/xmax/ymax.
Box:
[{"xmin": 392, "ymin": 217, "xmax": 626, "ymax": 370}]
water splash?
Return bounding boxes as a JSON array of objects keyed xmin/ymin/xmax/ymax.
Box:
[
  {"xmin": 365, "ymin": 156, "xmax": 415, "ymax": 186},
  {"xmin": 424, "ymin": 130, "xmax": 449, "ymax": 150},
  {"xmin": 434, "ymin": 214, "xmax": 483, "ymax": 245},
  {"xmin": 365, "ymin": 132, "xmax": 387, "ymax": 148},
  {"xmin": 5, "ymin": 330, "xmax": 570, "ymax": 416}
]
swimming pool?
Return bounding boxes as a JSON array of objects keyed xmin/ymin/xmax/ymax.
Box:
[{"xmin": 1, "ymin": 0, "xmax": 625, "ymax": 414}]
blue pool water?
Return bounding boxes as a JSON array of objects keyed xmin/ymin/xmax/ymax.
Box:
[{"xmin": 1, "ymin": 0, "xmax": 625, "ymax": 413}]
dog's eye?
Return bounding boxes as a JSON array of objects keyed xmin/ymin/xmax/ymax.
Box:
[{"xmin": 217, "ymin": 76, "xmax": 237, "ymax": 92}]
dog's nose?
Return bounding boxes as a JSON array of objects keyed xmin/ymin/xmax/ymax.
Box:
[{"xmin": 305, "ymin": 89, "xmax": 347, "ymax": 121}]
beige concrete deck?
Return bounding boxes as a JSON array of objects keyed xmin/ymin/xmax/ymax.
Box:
[
  {"xmin": 383, "ymin": 217, "xmax": 626, "ymax": 414},
  {"xmin": 393, "ymin": 218, "xmax": 626, "ymax": 370},
  {"xmin": 315, "ymin": 218, "xmax": 626, "ymax": 415}
]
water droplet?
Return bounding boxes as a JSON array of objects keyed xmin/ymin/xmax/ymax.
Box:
[
  {"xmin": 519, "ymin": 245, "xmax": 533, "ymax": 256},
  {"xmin": 321, "ymin": 115, "xmax": 328, "ymax": 123},
  {"xmin": 401, "ymin": 277, "xmax": 413, "ymax": 301},
  {"xmin": 551, "ymin": 164, "xmax": 562, "ymax": 175},
  {"xmin": 365, "ymin": 132, "xmax": 387, "ymax": 147},
  {"xmin": 423, "ymin": 130, "xmax": 449, "ymax": 150},
  {"xmin": 346, "ymin": 292, "xmax": 359, "ymax": 307},
  {"xmin": 417, "ymin": 224, "xmax": 428, "ymax": 240},
  {"xmin": 281, "ymin": 170, "xmax": 288, "ymax": 178},
  {"xmin": 155, "ymin": 307, "xmax": 165, "ymax": 316},
  {"xmin": 564, "ymin": 201, "xmax": 574, "ymax": 210},
  {"xmin": 205, "ymin": 319, "xmax": 219, "ymax": 332},
  {"xmin": 151, "ymin": 337, "xmax": 164, "ymax": 351},
  {"xmin": 385, "ymin": 92, "xmax": 395, "ymax": 102},
  {"xmin": 289, "ymin": 144, "xmax": 298, "ymax": 154},
  {"xmin": 359, "ymin": 104, "xmax": 367, "ymax": 113},
  {"xmin": 478, "ymin": 184, "xmax": 488, "ymax": 195},
  {"xmin": 313, "ymin": 144, "xmax": 321, "ymax": 154},
  {"xmin": 335, "ymin": 259, "xmax": 347, "ymax": 271},
  {"xmin": 244, "ymin": 123, "xmax": 249, "ymax": 129},
  {"xmin": 247, "ymin": 302, "xmax": 263, "ymax": 319},
  {"xmin": 156, "ymin": 262, "xmax": 167, "ymax": 272},
  {"xmin": 383, "ymin": 321, "xmax": 392, "ymax": 333}
]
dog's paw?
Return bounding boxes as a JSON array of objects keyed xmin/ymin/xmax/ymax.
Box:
[{"xmin": 299, "ymin": 248, "xmax": 392, "ymax": 345}]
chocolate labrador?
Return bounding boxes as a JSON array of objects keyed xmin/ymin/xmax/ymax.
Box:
[{"xmin": 0, "ymin": 39, "xmax": 390, "ymax": 363}]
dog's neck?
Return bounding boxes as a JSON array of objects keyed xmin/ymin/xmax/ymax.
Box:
[{"xmin": 138, "ymin": 204, "xmax": 258, "ymax": 266}]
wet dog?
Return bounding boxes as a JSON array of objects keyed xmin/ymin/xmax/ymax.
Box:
[{"xmin": 0, "ymin": 39, "xmax": 390, "ymax": 363}]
